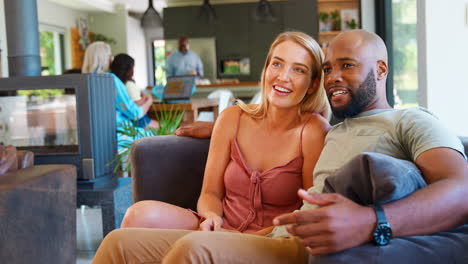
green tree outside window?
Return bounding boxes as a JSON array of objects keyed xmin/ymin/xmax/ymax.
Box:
[{"xmin": 392, "ymin": 0, "xmax": 418, "ymax": 109}]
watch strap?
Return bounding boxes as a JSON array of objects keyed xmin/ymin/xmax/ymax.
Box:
[{"xmin": 373, "ymin": 204, "xmax": 388, "ymax": 225}]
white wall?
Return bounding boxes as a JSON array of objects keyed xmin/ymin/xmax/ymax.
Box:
[
  {"xmin": 126, "ymin": 16, "xmax": 148, "ymax": 88},
  {"xmin": 0, "ymin": 0, "xmax": 7, "ymax": 77},
  {"xmin": 0, "ymin": 0, "xmax": 90, "ymax": 75},
  {"xmin": 88, "ymin": 5, "xmax": 149, "ymax": 87},
  {"xmin": 361, "ymin": 0, "xmax": 375, "ymax": 32},
  {"xmin": 37, "ymin": 0, "xmax": 88, "ymax": 31},
  {"xmin": 89, "ymin": 4, "xmax": 128, "ymax": 55},
  {"xmin": 418, "ymin": 0, "xmax": 468, "ymax": 136},
  {"xmin": 37, "ymin": 0, "xmax": 89, "ymax": 70}
]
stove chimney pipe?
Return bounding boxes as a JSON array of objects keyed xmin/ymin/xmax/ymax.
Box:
[{"xmin": 4, "ymin": 0, "xmax": 41, "ymax": 76}]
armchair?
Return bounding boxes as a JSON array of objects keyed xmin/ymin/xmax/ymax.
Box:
[{"xmin": 0, "ymin": 150, "xmax": 76, "ymax": 264}]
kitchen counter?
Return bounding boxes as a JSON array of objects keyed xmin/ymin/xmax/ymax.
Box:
[{"xmin": 193, "ymin": 82, "xmax": 260, "ymax": 100}]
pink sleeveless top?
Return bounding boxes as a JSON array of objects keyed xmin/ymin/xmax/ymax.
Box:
[{"xmin": 221, "ymin": 112, "xmax": 315, "ymax": 233}]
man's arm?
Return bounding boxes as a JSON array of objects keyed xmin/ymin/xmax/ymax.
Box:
[
  {"xmin": 175, "ymin": 121, "xmax": 214, "ymax": 138},
  {"xmin": 195, "ymin": 54, "xmax": 204, "ymax": 77},
  {"xmin": 274, "ymin": 147, "xmax": 468, "ymax": 256},
  {"xmin": 385, "ymin": 147, "xmax": 468, "ymax": 236}
]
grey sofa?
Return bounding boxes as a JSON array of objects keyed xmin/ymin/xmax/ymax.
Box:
[
  {"xmin": 130, "ymin": 135, "xmax": 468, "ymax": 263},
  {"xmin": 131, "ymin": 135, "xmax": 468, "ymax": 208}
]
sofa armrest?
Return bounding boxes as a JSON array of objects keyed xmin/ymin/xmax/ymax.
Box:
[{"xmin": 130, "ymin": 135, "xmax": 210, "ymax": 210}]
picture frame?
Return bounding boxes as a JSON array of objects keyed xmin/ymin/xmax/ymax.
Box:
[{"xmin": 340, "ymin": 8, "xmax": 359, "ymax": 31}]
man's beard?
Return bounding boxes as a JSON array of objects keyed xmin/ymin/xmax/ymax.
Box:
[{"xmin": 330, "ymin": 71, "xmax": 377, "ymax": 118}]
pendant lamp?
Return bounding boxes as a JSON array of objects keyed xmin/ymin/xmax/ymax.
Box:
[
  {"xmin": 253, "ymin": 0, "xmax": 276, "ymax": 23},
  {"xmin": 141, "ymin": 0, "xmax": 163, "ymax": 28},
  {"xmin": 199, "ymin": 0, "xmax": 217, "ymax": 24}
]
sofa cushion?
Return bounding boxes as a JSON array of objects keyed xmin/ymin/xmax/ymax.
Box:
[{"xmin": 323, "ymin": 152, "xmax": 427, "ymax": 205}]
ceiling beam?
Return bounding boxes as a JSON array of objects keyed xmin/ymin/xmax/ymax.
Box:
[
  {"xmin": 166, "ymin": 0, "xmax": 285, "ymax": 8},
  {"xmin": 49, "ymin": 0, "xmax": 116, "ymax": 13}
]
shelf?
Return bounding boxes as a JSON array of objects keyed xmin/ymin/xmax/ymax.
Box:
[
  {"xmin": 318, "ymin": 0, "xmax": 356, "ymax": 3},
  {"xmin": 317, "ymin": 0, "xmax": 361, "ymax": 46},
  {"xmin": 319, "ymin": 31, "xmax": 341, "ymax": 36}
]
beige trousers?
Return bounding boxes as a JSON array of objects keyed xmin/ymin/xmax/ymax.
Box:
[{"xmin": 92, "ymin": 228, "xmax": 309, "ymax": 264}]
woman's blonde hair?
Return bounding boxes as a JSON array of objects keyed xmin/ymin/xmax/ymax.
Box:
[
  {"xmin": 237, "ymin": 31, "xmax": 331, "ymax": 120},
  {"xmin": 82, "ymin": 41, "xmax": 112, "ymax": 74}
]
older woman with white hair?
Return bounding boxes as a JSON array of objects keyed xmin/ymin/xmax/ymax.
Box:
[{"xmin": 82, "ymin": 42, "xmax": 157, "ymax": 147}]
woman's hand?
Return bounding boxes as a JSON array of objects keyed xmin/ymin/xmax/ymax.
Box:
[
  {"xmin": 199, "ymin": 214, "xmax": 223, "ymax": 231},
  {"xmin": 253, "ymin": 226, "xmax": 274, "ymax": 236},
  {"xmin": 140, "ymin": 93, "xmax": 154, "ymax": 114}
]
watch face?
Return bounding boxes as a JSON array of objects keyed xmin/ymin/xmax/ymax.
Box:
[{"xmin": 373, "ymin": 224, "xmax": 392, "ymax": 246}]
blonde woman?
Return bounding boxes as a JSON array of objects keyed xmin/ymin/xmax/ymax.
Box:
[
  {"xmin": 81, "ymin": 42, "xmax": 157, "ymax": 146},
  {"xmin": 82, "ymin": 41, "xmax": 113, "ymax": 74},
  {"xmin": 119, "ymin": 31, "xmax": 330, "ymax": 233},
  {"xmin": 93, "ymin": 31, "xmax": 330, "ymax": 263}
]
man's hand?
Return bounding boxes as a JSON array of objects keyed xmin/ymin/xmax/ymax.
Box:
[
  {"xmin": 175, "ymin": 121, "xmax": 214, "ymax": 138},
  {"xmin": 273, "ymin": 189, "xmax": 376, "ymax": 256}
]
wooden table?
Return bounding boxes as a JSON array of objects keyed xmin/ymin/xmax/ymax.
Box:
[{"xmin": 150, "ymin": 98, "xmax": 219, "ymax": 125}]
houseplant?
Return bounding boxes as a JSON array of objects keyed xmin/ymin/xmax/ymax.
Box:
[
  {"xmin": 319, "ymin": 12, "xmax": 331, "ymax": 32},
  {"xmin": 112, "ymin": 105, "xmax": 185, "ymax": 174},
  {"xmin": 330, "ymin": 10, "xmax": 341, "ymax": 31},
  {"xmin": 345, "ymin": 19, "xmax": 358, "ymax": 30}
]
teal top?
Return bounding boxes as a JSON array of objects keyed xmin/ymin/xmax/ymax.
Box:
[{"xmin": 109, "ymin": 73, "xmax": 149, "ymax": 148}]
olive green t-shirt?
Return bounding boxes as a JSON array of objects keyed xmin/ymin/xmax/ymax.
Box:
[{"xmin": 309, "ymin": 107, "xmax": 466, "ymax": 197}]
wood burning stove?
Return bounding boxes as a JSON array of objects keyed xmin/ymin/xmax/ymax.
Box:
[{"xmin": 0, "ymin": 73, "xmax": 117, "ymax": 187}]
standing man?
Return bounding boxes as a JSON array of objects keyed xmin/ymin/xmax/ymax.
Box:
[{"xmin": 166, "ymin": 37, "xmax": 204, "ymax": 77}]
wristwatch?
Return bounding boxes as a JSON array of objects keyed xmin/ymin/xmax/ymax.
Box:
[{"xmin": 372, "ymin": 204, "xmax": 392, "ymax": 246}]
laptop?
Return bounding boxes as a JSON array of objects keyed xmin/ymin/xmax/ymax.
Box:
[{"xmin": 159, "ymin": 75, "xmax": 196, "ymax": 103}]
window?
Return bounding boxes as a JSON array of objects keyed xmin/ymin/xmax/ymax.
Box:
[
  {"xmin": 39, "ymin": 25, "xmax": 65, "ymax": 76},
  {"xmin": 392, "ymin": 0, "xmax": 418, "ymax": 108},
  {"xmin": 21, "ymin": 25, "xmax": 68, "ymax": 99},
  {"xmin": 153, "ymin": 40, "xmax": 167, "ymax": 86}
]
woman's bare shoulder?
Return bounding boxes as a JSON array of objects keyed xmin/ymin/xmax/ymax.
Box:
[
  {"xmin": 301, "ymin": 112, "xmax": 331, "ymax": 140},
  {"xmin": 217, "ymin": 105, "xmax": 243, "ymax": 122},
  {"xmin": 212, "ymin": 105, "xmax": 243, "ymax": 137}
]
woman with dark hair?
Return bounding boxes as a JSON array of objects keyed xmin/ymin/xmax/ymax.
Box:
[
  {"xmin": 111, "ymin": 54, "xmax": 149, "ymax": 106},
  {"xmin": 82, "ymin": 44, "xmax": 157, "ymax": 148}
]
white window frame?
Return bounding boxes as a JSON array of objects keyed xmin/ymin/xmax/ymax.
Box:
[{"xmin": 39, "ymin": 24, "xmax": 66, "ymax": 75}]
